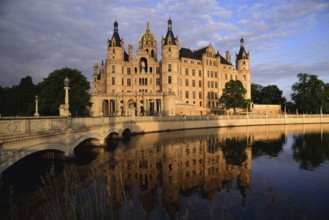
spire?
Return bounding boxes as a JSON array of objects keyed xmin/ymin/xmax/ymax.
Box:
[
  {"xmin": 146, "ymin": 21, "xmax": 150, "ymax": 32},
  {"xmin": 237, "ymin": 37, "xmax": 248, "ymax": 60},
  {"xmin": 163, "ymin": 18, "xmax": 177, "ymax": 46},
  {"xmin": 168, "ymin": 17, "xmax": 172, "ymax": 31},
  {"xmin": 240, "ymin": 36, "xmax": 244, "ymax": 47},
  {"xmin": 109, "ymin": 19, "xmax": 121, "ymax": 47},
  {"xmin": 114, "ymin": 19, "xmax": 118, "ymax": 33}
]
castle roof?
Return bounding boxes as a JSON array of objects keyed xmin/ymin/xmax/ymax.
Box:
[
  {"xmin": 179, "ymin": 48, "xmax": 199, "ymax": 59},
  {"xmin": 163, "ymin": 18, "xmax": 177, "ymax": 45},
  {"xmin": 236, "ymin": 46, "xmax": 248, "ymax": 60},
  {"xmin": 236, "ymin": 37, "xmax": 249, "ymax": 60},
  {"xmin": 110, "ymin": 20, "xmax": 121, "ymax": 47},
  {"xmin": 179, "ymin": 47, "xmax": 233, "ymax": 65}
]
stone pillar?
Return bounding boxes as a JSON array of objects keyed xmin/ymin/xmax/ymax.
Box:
[{"xmin": 34, "ymin": 95, "xmax": 40, "ymax": 117}]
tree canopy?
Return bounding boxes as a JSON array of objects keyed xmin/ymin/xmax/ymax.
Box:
[
  {"xmin": 219, "ymin": 80, "xmax": 247, "ymax": 114},
  {"xmin": 0, "ymin": 76, "xmax": 36, "ymax": 116},
  {"xmin": 38, "ymin": 67, "xmax": 91, "ymax": 116},
  {"xmin": 251, "ymin": 83, "xmax": 286, "ymax": 105},
  {"xmin": 291, "ymin": 73, "xmax": 328, "ymax": 114}
]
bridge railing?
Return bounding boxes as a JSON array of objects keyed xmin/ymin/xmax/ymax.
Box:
[
  {"xmin": 1, "ymin": 114, "xmax": 328, "ymax": 138},
  {"xmin": 0, "ymin": 117, "xmax": 71, "ymax": 137}
]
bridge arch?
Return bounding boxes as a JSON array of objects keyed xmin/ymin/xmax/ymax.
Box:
[
  {"xmin": 104, "ymin": 126, "xmax": 132, "ymax": 139},
  {"xmin": 71, "ymin": 133, "xmax": 103, "ymax": 149},
  {"xmin": 0, "ymin": 142, "xmax": 67, "ymax": 177}
]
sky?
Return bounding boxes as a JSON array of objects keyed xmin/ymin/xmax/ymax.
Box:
[{"xmin": 0, "ymin": 0, "xmax": 328, "ymax": 99}]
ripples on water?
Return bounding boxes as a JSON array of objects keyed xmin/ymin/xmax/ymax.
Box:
[{"xmin": 1, "ymin": 124, "xmax": 329, "ymax": 219}]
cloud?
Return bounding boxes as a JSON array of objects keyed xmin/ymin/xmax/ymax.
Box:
[{"xmin": 0, "ymin": 0, "xmax": 328, "ymax": 95}]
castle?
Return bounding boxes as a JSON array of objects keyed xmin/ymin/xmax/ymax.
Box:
[{"xmin": 91, "ymin": 19, "xmax": 251, "ymax": 116}]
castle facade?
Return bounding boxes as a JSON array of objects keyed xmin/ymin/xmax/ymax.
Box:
[{"xmin": 91, "ymin": 19, "xmax": 251, "ymax": 116}]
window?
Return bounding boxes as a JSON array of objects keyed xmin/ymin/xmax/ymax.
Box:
[
  {"xmin": 199, "ymin": 70, "xmax": 202, "ymax": 77},
  {"xmin": 192, "ymin": 91, "xmax": 196, "ymax": 99},
  {"xmin": 127, "ymin": 79, "xmax": 131, "ymax": 86},
  {"xmin": 168, "ymin": 64, "xmax": 172, "ymax": 72},
  {"xmin": 243, "ymin": 75, "xmax": 246, "ymax": 80},
  {"xmin": 225, "ymin": 74, "xmax": 228, "ymax": 80},
  {"xmin": 215, "ymin": 82, "xmax": 218, "ymax": 88},
  {"xmin": 215, "ymin": 72, "xmax": 217, "ymax": 78},
  {"xmin": 168, "ymin": 76, "xmax": 172, "ymax": 84},
  {"xmin": 185, "ymin": 91, "xmax": 189, "ymax": 98},
  {"xmin": 185, "ymin": 79, "xmax": 189, "ymax": 86},
  {"xmin": 211, "ymin": 81, "xmax": 214, "ymax": 88},
  {"xmin": 156, "ymin": 78, "xmax": 160, "ymax": 85},
  {"xmin": 127, "ymin": 68, "xmax": 131, "ymax": 75},
  {"xmin": 150, "ymin": 67, "xmax": 153, "ymax": 73},
  {"xmin": 230, "ymin": 74, "xmax": 233, "ymax": 80},
  {"xmin": 200, "ymin": 101, "xmax": 202, "ymax": 106},
  {"xmin": 112, "ymin": 65, "xmax": 115, "ymax": 73},
  {"xmin": 192, "ymin": 69, "xmax": 195, "ymax": 76},
  {"xmin": 185, "ymin": 68, "xmax": 188, "ymax": 75},
  {"xmin": 156, "ymin": 67, "xmax": 160, "ymax": 74},
  {"xmin": 112, "ymin": 77, "xmax": 115, "ymax": 85},
  {"xmin": 192, "ymin": 80, "xmax": 195, "ymax": 87},
  {"xmin": 199, "ymin": 92, "xmax": 202, "ymax": 99},
  {"xmin": 211, "ymin": 71, "xmax": 213, "ymax": 78},
  {"xmin": 207, "ymin": 71, "xmax": 210, "ymax": 77},
  {"xmin": 122, "ymin": 78, "xmax": 124, "ymax": 85},
  {"xmin": 199, "ymin": 80, "xmax": 202, "ymax": 87},
  {"xmin": 207, "ymin": 81, "xmax": 210, "ymax": 88}
]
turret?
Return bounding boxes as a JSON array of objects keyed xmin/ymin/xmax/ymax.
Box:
[
  {"xmin": 226, "ymin": 51, "xmax": 231, "ymax": 63},
  {"xmin": 236, "ymin": 37, "xmax": 250, "ymax": 70},
  {"xmin": 236, "ymin": 37, "xmax": 251, "ymax": 99},
  {"xmin": 107, "ymin": 20, "xmax": 125, "ymax": 94},
  {"xmin": 128, "ymin": 44, "xmax": 133, "ymax": 61},
  {"xmin": 161, "ymin": 18, "xmax": 179, "ymax": 94},
  {"xmin": 107, "ymin": 20, "xmax": 125, "ymax": 61}
]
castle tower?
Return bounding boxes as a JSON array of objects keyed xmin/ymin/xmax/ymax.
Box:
[
  {"xmin": 139, "ymin": 22, "xmax": 157, "ymax": 61},
  {"xmin": 236, "ymin": 37, "xmax": 251, "ymax": 99},
  {"xmin": 161, "ymin": 18, "xmax": 179, "ymax": 95},
  {"xmin": 107, "ymin": 20, "xmax": 125, "ymax": 94}
]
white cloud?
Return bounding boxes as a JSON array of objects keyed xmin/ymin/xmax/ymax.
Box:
[{"xmin": 0, "ymin": 0, "xmax": 328, "ymax": 93}]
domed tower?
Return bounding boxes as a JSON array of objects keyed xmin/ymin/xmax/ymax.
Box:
[
  {"xmin": 236, "ymin": 37, "xmax": 251, "ymax": 99},
  {"xmin": 139, "ymin": 22, "xmax": 157, "ymax": 61},
  {"xmin": 107, "ymin": 20, "xmax": 125, "ymax": 93}
]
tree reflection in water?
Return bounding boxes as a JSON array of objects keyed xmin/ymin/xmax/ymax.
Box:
[
  {"xmin": 292, "ymin": 132, "xmax": 329, "ymax": 170},
  {"xmin": 252, "ymin": 134, "xmax": 286, "ymax": 158}
]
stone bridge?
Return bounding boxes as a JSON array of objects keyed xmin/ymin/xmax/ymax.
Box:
[
  {"xmin": 1, "ymin": 114, "xmax": 329, "ymax": 177},
  {"xmin": 0, "ymin": 116, "xmax": 136, "ymax": 176}
]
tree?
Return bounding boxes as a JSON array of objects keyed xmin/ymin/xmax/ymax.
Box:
[
  {"xmin": 38, "ymin": 67, "xmax": 91, "ymax": 116},
  {"xmin": 251, "ymin": 83, "xmax": 263, "ymax": 104},
  {"xmin": 0, "ymin": 76, "xmax": 36, "ymax": 116},
  {"xmin": 219, "ymin": 80, "xmax": 246, "ymax": 114},
  {"xmin": 291, "ymin": 73, "xmax": 327, "ymax": 114},
  {"xmin": 251, "ymin": 83, "xmax": 286, "ymax": 105}
]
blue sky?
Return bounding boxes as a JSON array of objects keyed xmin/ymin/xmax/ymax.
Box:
[{"xmin": 0, "ymin": 0, "xmax": 328, "ymax": 99}]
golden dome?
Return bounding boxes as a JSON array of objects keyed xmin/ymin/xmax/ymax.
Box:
[{"xmin": 139, "ymin": 22, "xmax": 157, "ymax": 48}]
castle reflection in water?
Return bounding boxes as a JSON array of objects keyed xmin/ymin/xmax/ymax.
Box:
[
  {"xmin": 96, "ymin": 124, "xmax": 319, "ymax": 217},
  {"xmin": 75, "ymin": 124, "xmax": 329, "ymax": 218}
]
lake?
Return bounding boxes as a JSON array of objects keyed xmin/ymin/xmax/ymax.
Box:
[{"xmin": 1, "ymin": 124, "xmax": 329, "ymax": 219}]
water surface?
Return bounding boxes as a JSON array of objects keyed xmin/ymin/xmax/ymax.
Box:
[{"xmin": 1, "ymin": 124, "xmax": 329, "ymax": 219}]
